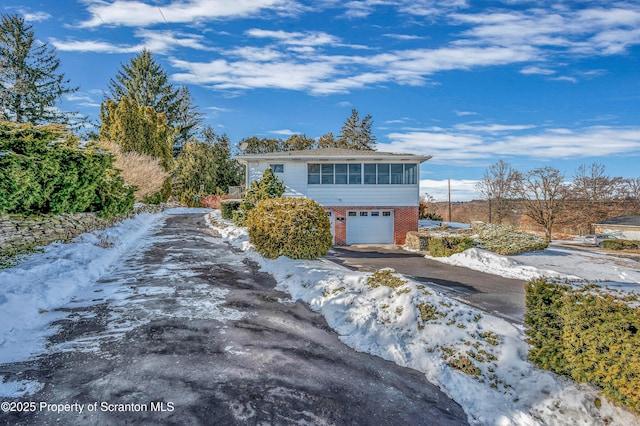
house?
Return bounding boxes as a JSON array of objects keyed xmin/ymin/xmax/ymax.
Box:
[
  {"xmin": 236, "ymin": 148, "xmax": 432, "ymax": 245},
  {"xmin": 593, "ymin": 215, "xmax": 640, "ymax": 240}
]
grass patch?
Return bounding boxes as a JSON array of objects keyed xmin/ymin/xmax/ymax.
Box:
[{"xmin": 367, "ymin": 269, "xmax": 407, "ymax": 289}]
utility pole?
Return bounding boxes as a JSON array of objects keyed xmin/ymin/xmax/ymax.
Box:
[{"xmin": 448, "ymin": 178, "xmax": 452, "ymax": 222}]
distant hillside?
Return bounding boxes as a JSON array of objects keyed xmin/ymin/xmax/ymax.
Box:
[{"xmin": 431, "ymin": 200, "xmax": 639, "ymax": 238}]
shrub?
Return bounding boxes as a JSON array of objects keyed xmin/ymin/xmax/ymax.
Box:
[
  {"xmin": 221, "ymin": 200, "xmax": 241, "ymax": 220},
  {"xmin": 428, "ymin": 236, "xmax": 474, "ymax": 257},
  {"xmin": 525, "ymin": 278, "xmax": 640, "ymax": 413},
  {"xmin": 98, "ymin": 141, "xmax": 168, "ymax": 202},
  {"xmin": 179, "ymin": 189, "xmax": 203, "ymax": 207},
  {"xmin": 246, "ymin": 197, "xmax": 332, "ymax": 260},
  {"xmin": 235, "ymin": 168, "xmax": 284, "ymax": 226},
  {"xmin": 367, "ymin": 269, "xmax": 407, "ymax": 289},
  {"xmin": 91, "ymin": 172, "xmax": 136, "ymax": 218},
  {"xmin": 472, "ymin": 222, "xmax": 548, "ymax": 255},
  {"xmin": 601, "ymin": 239, "xmax": 640, "ymax": 250},
  {"xmin": 201, "ymin": 194, "xmax": 228, "ymax": 209},
  {"xmin": 0, "ymin": 122, "xmax": 134, "ymax": 218}
]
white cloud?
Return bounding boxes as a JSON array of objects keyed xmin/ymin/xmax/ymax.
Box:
[
  {"xmin": 246, "ymin": 28, "xmax": 340, "ymax": 46},
  {"xmin": 49, "ymin": 38, "xmax": 142, "ymax": 54},
  {"xmin": 454, "ymin": 123, "xmax": 536, "ymax": 133},
  {"xmin": 269, "ymin": 129, "xmax": 296, "ymax": 136},
  {"xmin": 385, "ymin": 125, "xmax": 640, "ymax": 165},
  {"xmin": 79, "ymin": 0, "xmax": 299, "ymax": 28},
  {"xmin": 22, "ymin": 11, "xmax": 51, "ymax": 22},
  {"xmin": 453, "ymin": 110, "xmax": 477, "ymax": 116},
  {"xmin": 520, "ymin": 66, "xmax": 556, "ymax": 75},
  {"xmin": 420, "ymin": 179, "xmax": 480, "ymax": 202}
]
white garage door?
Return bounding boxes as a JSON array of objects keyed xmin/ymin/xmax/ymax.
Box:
[{"xmin": 346, "ymin": 210, "xmax": 394, "ymax": 244}]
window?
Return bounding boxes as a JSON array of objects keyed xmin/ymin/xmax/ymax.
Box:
[
  {"xmin": 335, "ymin": 164, "xmax": 348, "ymax": 184},
  {"xmin": 308, "ymin": 162, "xmax": 418, "ymax": 184},
  {"xmin": 308, "ymin": 164, "xmax": 320, "ymax": 184},
  {"xmin": 322, "ymin": 164, "xmax": 334, "ymax": 184},
  {"xmin": 270, "ymin": 164, "xmax": 284, "ymax": 173},
  {"xmin": 364, "ymin": 164, "xmax": 377, "ymax": 184},
  {"xmin": 371, "ymin": 211, "xmax": 380, "ymax": 217},
  {"xmin": 391, "ymin": 164, "xmax": 404, "ymax": 184},
  {"xmin": 383, "ymin": 211, "xmax": 391, "ymax": 216},
  {"xmin": 404, "ymin": 163, "xmax": 417, "ymax": 184},
  {"xmin": 360, "ymin": 211, "xmax": 368, "ymax": 216},
  {"xmin": 348, "ymin": 211, "xmax": 357, "ymax": 216},
  {"xmin": 348, "ymin": 164, "xmax": 361, "ymax": 184},
  {"xmin": 377, "ymin": 164, "xmax": 390, "ymax": 184}
]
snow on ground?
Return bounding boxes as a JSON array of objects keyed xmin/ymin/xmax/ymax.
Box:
[
  {"xmin": 1, "ymin": 210, "xmax": 638, "ymax": 425},
  {"xmin": 208, "ymin": 212, "xmax": 640, "ymax": 426},
  {"xmin": 418, "ymin": 220, "xmax": 640, "ymax": 284}
]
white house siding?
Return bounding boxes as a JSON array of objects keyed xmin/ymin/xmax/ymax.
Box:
[
  {"xmin": 246, "ymin": 162, "xmax": 307, "ymax": 197},
  {"xmin": 307, "ymin": 185, "xmax": 418, "ymax": 207},
  {"xmin": 597, "ymin": 226, "xmax": 640, "ymax": 240},
  {"xmin": 246, "ymin": 161, "xmax": 420, "ymax": 206}
]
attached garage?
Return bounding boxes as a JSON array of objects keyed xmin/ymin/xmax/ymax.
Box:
[{"xmin": 346, "ymin": 210, "xmax": 394, "ymax": 244}]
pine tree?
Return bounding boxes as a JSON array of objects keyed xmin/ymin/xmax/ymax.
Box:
[
  {"xmin": 105, "ymin": 49, "xmax": 202, "ymax": 154},
  {"xmin": 173, "ymin": 85, "xmax": 203, "ymax": 155},
  {"xmin": 0, "ymin": 14, "xmax": 78, "ymax": 124},
  {"xmin": 337, "ymin": 109, "xmax": 376, "ymax": 150},
  {"xmin": 107, "ymin": 49, "xmax": 179, "ymax": 118}
]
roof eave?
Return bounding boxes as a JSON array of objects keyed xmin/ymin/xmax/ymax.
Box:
[{"xmin": 236, "ymin": 154, "xmax": 433, "ymax": 163}]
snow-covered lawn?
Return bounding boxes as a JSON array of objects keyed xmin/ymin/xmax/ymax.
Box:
[{"xmin": 1, "ymin": 210, "xmax": 638, "ymax": 425}]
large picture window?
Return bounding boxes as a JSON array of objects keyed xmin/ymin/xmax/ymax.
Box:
[{"xmin": 307, "ymin": 163, "xmax": 418, "ymax": 185}]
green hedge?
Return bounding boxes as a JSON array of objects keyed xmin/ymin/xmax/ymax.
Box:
[
  {"xmin": 0, "ymin": 122, "xmax": 134, "ymax": 218},
  {"xmin": 246, "ymin": 197, "xmax": 332, "ymax": 260},
  {"xmin": 428, "ymin": 236, "xmax": 474, "ymax": 257},
  {"xmin": 220, "ymin": 200, "xmax": 241, "ymax": 219},
  {"xmin": 525, "ymin": 278, "xmax": 640, "ymax": 413},
  {"xmin": 601, "ymin": 239, "xmax": 640, "ymax": 250}
]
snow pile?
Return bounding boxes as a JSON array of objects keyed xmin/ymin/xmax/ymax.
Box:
[
  {"xmin": 208, "ymin": 211, "xmax": 640, "ymax": 426},
  {"xmin": 0, "ymin": 211, "xmax": 163, "ymax": 365},
  {"xmin": 430, "ymin": 248, "xmax": 579, "ymax": 280}
]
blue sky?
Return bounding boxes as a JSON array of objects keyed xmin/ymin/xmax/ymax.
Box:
[{"xmin": 3, "ymin": 1, "xmax": 640, "ymax": 201}]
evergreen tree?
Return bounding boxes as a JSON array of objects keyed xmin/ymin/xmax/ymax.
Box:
[
  {"xmin": 107, "ymin": 49, "xmax": 179, "ymax": 119},
  {"xmin": 175, "ymin": 126, "xmax": 242, "ymax": 195},
  {"xmin": 173, "ymin": 85, "xmax": 203, "ymax": 155},
  {"xmin": 105, "ymin": 49, "xmax": 202, "ymax": 153},
  {"xmin": 0, "ymin": 14, "xmax": 78, "ymax": 124},
  {"xmin": 99, "ymin": 96, "xmax": 174, "ymax": 171},
  {"xmin": 337, "ymin": 109, "xmax": 376, "ymax": 150}
]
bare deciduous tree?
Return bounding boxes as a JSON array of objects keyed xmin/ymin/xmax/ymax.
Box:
[
  {"xmin": 569, "ymin": 163, "xmax": 622, "ymax": 233},
  {"xmin": 515, "ymin": 166, "xmax": 568, "ymax": 242},
  {"xmin": 476, "ymin": 160, "xmax": 520, "ymax": 224}
]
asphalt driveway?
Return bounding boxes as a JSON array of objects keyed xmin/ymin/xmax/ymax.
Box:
[
  {"xmin": 326, "ymin": 245, "xmax": 527, "ymax": 325},
  {"xmin": 1, "ymin": 213, "xmax": 467, "ymax": 425}
]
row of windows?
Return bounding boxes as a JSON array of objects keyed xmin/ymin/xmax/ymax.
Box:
[
  {"xmin": 308, "ymin": 163, "xmax": 418, "ymax": 185},
  {"xmin": 347, "ymin": 211, "xmax": 392, "ymax": 217}
]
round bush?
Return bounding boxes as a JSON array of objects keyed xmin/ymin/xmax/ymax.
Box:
[{"xmin": 246, "ymin": 197, "xmax": 332, "ymax": 260}]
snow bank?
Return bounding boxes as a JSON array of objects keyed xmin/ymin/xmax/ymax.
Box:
[
  {"xmin": 208, "ymin": 211, "xmax": 640, "ymax": 426},
  {"xmin": 0, "ymin": 212, "xmax": 163, "ymax": 365}
]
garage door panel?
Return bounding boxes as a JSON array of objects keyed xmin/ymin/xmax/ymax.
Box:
[{"xmin": 346, "ymin": 210, "xmax": 394, "ymax": 244}]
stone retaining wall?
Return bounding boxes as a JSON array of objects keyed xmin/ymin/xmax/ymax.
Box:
[{"xmin": 0, "ymin": 204, "xmax": 167, "ymax": 258}]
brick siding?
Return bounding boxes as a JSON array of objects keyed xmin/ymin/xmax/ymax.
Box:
[{"xmin": 326, "ymin": 206, "xmax": 418, "ymax": 245}]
